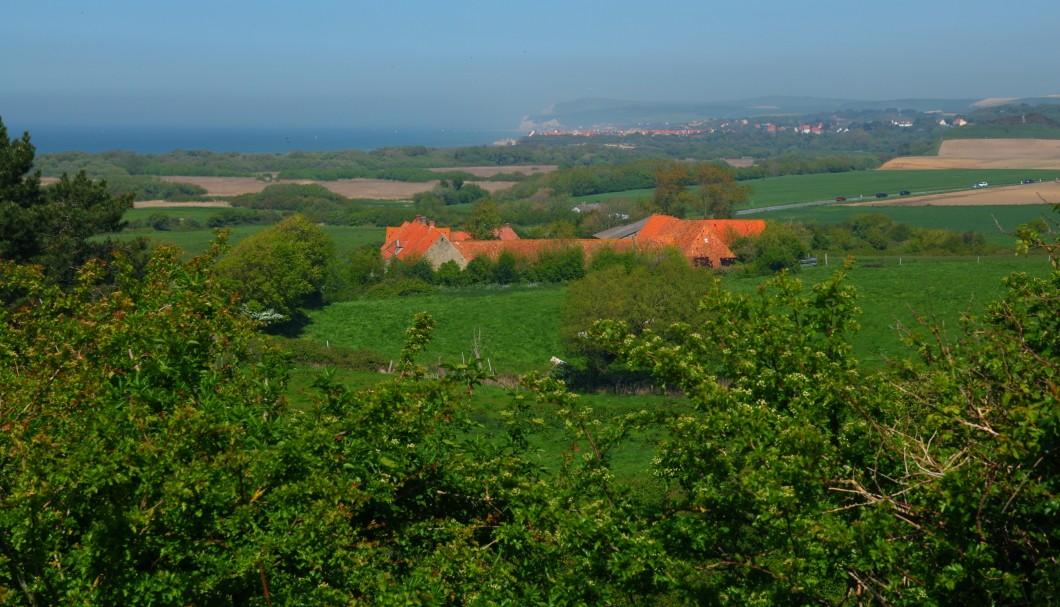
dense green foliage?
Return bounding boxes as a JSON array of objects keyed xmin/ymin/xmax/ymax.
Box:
[
  {"xmin": 103, "ymin": 175, "xmax": 209, "ymax": 201},
  {"xmin": 214, "ymin": 215, "xmax": 338, "ymax": 320},
  {"xmin": 0, "ymin": 119, "xmax": 136, "ymax": 286},
  {"xmin": 561, "ymin": 251, "xmax": 716, "ymax": 385},
  {"xmin": 3, "ymin": 214, "xmax": 1057, "ymax": 603},
  {"xmin": 412, "ymin": 178, "xmax": 490, "ymax": 208},
  {"xmin": 4, "ymin": 117, "xmax": 1058, "ymax": 605},
  {"xmin": 5, "ymin": 234, "xmax": 1055, "ymax": 604},
  {"xmin": 592, "ymin": 247, "xmax": 1058, "ymax": 603}
]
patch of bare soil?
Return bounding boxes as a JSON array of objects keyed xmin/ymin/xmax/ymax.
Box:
[
  {"xmin": 429, "ymin": 165, "xmax": 557, "ymax": 177},
  {"xmin": 844, "ymin": 180, "xmax": 1060, "ymax": 207},
  {"xmin": 159, "ymin": 175, "xmax": 516, "ymax": 200},
  {"xmin": 159, "ymin": 176, "xmax": 273, "ymax": 196},
  {"xmin": 880, "ymin": 139, "xmax": 1060, "ymax": 170},
  {"xmin": 722, "ymin": 158, "xmax": 755, "ymax": 168}
]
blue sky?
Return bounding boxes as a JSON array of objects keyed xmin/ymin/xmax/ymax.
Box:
[{"xmin": 3, "ymin": 0, "xmax": 1058, "ymax": 129}]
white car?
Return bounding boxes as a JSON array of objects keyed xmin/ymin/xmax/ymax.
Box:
[{"xmin": 972, "ymin": 182, "xmax": 989, "ymax": 188}]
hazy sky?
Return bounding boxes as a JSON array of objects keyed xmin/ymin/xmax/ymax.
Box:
[{"xmin": 3, "ymin": 0, "xmax": 1058, "ymax": 129}]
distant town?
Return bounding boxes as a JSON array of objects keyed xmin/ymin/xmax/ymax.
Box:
[{"xmin": 495, "ymin": 111, "xmax": 973, "ymax": 145}]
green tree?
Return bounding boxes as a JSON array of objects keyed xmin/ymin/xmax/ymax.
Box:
[
  {"xmin": 215, "ymin": 214, "xmax": 337, "ymax": 320},
  {"xmin": 533, "ymin": 246, "xmax": 586, "ymax": 283},
  {"xmin": 0, "ymin": 244, "xmax": 672, "ymax": 604},
  {"xmin": 734, "ymin": 221, "xmax": 811, "ymax": 275},
  {"xmin": 595, "ymin": 268, "xmax": 869, "ymax": 604},
  {"xmin": 434, "ymin": 259, "xmax": 465, "ymax": 286},
  {"xmin": 561, "ymin": 250, "xmax": 713, "ymax": 385},
  {"xmin": 464, "ymin": 198, "xmax": 503, "ymax": 240},
  {"xmin": 0, "ymin": 242, "xmax": 291, "ymax": 605},
  {"xmin": 491, "ymin": 250, "xmax": 520, "ymax": 284},
  {"xmin": 463, "ymin": 254, "xmax": 494, "ymax": 284},
  {"xmin": 0, "ymin": 120, "xmax": 43, "ymax": 263},
  {"xmin": 0, "ymin": 118, "xmax": 134, "ymax": 286},
  {"xmin": 649, "ymin": 160, "xmax": 691, "ymax": 217},
  {"xmin": 693, "ymin": 163, "xmax": 750, "ymax": 218},
  {"xmin": 346, "ymin": 243, "xmax": 385, "ymax": 290}
]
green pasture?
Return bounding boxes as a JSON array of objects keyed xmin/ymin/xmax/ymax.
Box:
[
  {"xmin": 755, "ymin": 203, "xmax": 1055, "ymax": 246},
  {"xmin": 122, "ymin": 206, "xmax": 231, "ymax": 224},
  {"xmin": 724, "ymin": 254, "xmax": 1050, "ymax": 367},
  {"xmin": 302, "ymin": 284, "xmax": 567, "ymax": 375},
  {"xmin": 114, "ymin": 224, "xmax": 385, "ymax": 258},
  {"xmin": 941, "ymin": 124, "xmax": 1060, "ymax": 141},
  {"xmin": 575, "ymin": 169, "xmax": 1060, "ymax": 208},
  {"xmin": 743, "ymin": 169, "xmax": 1060, "ymax": 207}
]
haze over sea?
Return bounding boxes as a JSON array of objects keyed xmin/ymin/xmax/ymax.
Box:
[{"xmin": 22, "ymin": 124, "xmax": 523, "ymax": 155}]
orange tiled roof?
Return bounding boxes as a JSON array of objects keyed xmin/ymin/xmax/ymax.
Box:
[
  {"xmin": 634, "ymin": 214, "xmax": 765, "ymax": 265},
  {"xmin": 494, "ymin": 225, "xmax": 520, "ymax": 241},
  {"xmin": 381, "ymin": 219, "xmax": 449, "ymax": 260},
  {"xmin": 382, "ymin": 215, "xmax": 764, "ymax": 268},
  {"xmin": 454, "ymin": 238, "xmax": 637, "ymax": 262},
  {"xmin": 450, "ymin": 225, "xmax": 520, "ymax": 242},
  {"xmin": 703, "ymin": 219, "xmax": 766, "ymax": 240}
]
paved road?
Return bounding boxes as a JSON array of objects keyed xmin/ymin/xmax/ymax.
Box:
[{"xmin": 736, "ymin": 198, "xmax": 844, "ymax": 215}]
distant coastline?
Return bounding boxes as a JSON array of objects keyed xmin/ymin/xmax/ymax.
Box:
[{"xmin": 18, "ymin": 124, "xmax": 524, "ymax": 154}]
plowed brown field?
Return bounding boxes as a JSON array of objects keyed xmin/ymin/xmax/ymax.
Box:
[
  {"xmin": 881, "ymin": 139, "xmax": 1060, "ymax": 170},
  {"xmin": 159, "ymin": 176, "xmax": 516, "ymax": 200}
]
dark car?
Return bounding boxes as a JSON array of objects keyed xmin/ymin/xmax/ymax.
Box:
[
  {"xmin": 899, "ymin": 190, "xmax": 911, "ymax": 196},
  {"xmin": 875, "ymin": 192, "xmax": 888, "ymax": 198},
  {"xmin": 835, "ymin": 196, "xmax": 847, "ymax": 201},
  {"xmin": 1022, "ymin": 179, "xmax": 1035, "ymax": 184}
]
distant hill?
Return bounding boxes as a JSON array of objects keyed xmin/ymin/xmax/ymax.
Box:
[{"xmin": 519, "ymin": 95, "xmax": 1058, "ymax": 131}]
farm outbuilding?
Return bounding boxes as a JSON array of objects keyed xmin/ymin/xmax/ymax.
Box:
[{"xmin": 381, "ymin": 215, "xmax": 765, "ymax": 269}]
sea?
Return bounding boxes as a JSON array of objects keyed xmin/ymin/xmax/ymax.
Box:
[{"xmin": 20, "ymin": 124, "xmax": 525, "ymax": 155}]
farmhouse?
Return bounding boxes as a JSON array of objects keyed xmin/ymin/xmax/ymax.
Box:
[{"xmin": 381, "ymin": 215, "xmax": 765, "ymax": 269}]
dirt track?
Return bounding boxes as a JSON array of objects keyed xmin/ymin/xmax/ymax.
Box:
[
  {"xmin": 845, "ymin": 180, "xmax": 1060, "ymax": 207},
  {"xmin": 881, "ymin": 139, "xmax": 1060, "ymax": 170}
]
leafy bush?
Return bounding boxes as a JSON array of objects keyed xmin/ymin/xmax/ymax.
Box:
[
  {"xmin": 215, "ymin": 214, "xmax": 338, "ymax": 318},
  {"xmin": 230, "ymin": 182, "xmax": 349, "ymax": 211},
  {"xmin": 364, "ymin": 277, "xmax": 436, "ymax": 299},
  {"xmin": 734, "ymin": 221, "xmax": 811, "ymax": 275},
  {"xmin": 207, "ymin": 207, "xmax": 284, "ymax": 227},
  {"xmin": 104, "ymin": 175, "xmax": 208, "ymax": 201},
  {"xmin": 270, "ymin": 336, "xmax": 386, "ymax": 370}
]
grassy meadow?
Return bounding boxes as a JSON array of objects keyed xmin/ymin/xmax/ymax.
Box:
[
  {"xmin": 754, "ymin": 203, "xmax": 1056, "ymax": 245},
  {"xmin": 725, "ymin": 254, "xmax": 1050, "ymax": 367},
  {"xmin": 302, "ymin": 284, "xmax": 568, "ymax": 375}
]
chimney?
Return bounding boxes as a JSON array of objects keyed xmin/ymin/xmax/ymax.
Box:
[{"xmin": 429, "ymin": 220, "xmax": 436, "ymax": 228}]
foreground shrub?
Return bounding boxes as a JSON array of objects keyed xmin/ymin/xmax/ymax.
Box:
[{"xmin": 365, "ymin": 277, "xmax": 436, "ymax": 298}]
